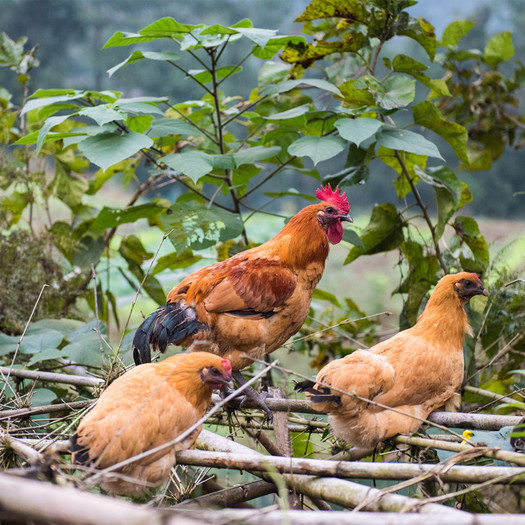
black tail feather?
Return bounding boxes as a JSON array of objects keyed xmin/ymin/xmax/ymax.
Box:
[
  {"xmin": 294, "ymin": 379, "xmax": 342, "ymax": 406},
  {"xmin": 132, "ymin": 302, "xmax": 206, "ymax": 366},
  {"xmin": 70, "ymin": 433, "xmax": 91, "ymax": 466}
]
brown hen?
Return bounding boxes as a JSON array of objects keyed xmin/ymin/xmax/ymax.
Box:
[
  {"xmin": 71, "ymin": 352, "xmax": 232, "ymax": 496},
  {"xmin": 296, "ymin": 273, "xmax": 489, "ymax": 449}
]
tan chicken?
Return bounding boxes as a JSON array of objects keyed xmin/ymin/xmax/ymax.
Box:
[
  {"xmin": 133, "ymin": 185, "xmax": 352, "ymax": 416},
  {"xmin": 71, "ymin": 352, "xmax": 232, "ymax": 496},
  {"xmin": 295, "ymin": 273, "xmax": 489, "ymax": 449}
]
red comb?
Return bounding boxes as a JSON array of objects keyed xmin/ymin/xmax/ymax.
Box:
[
  {"xmin": 471, "ymin": 273, "xmax": 481, "ymax": 283},
  {"xmin": 221, "ymin": 359, "xmax": 232, "ymax": 375},
  {"xmin": 316, "ymin": 184, "xmax": 349, "ymax": 214}
]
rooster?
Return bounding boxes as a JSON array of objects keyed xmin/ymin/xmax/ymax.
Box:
[
  {"xmin": 295, "ymin": 273, "xmax": 489, "ymax": 449},
  {"xmin": 132, "ymin": 184, "xmax": 352, "ymax": 416},
  {"xmin": 71, "ymin": 352, "xmax": 232, "ymax": 496}
]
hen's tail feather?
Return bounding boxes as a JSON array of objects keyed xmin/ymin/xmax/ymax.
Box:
[
  {"xmin": 132, "ymin": 302, "xmax": 206, "ymax": 366},
  {"xmin": 70, "ymin": 433, "xmax": 91, "ymax": 466},
  {"xmin": 294, "ymin": 380, "xmax": 342, "ymax": 406}
]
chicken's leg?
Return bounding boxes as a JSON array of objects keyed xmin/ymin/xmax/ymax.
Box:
[{"xmin": 226, "ymin": 371, "xmax": 273, "ymax": 421}]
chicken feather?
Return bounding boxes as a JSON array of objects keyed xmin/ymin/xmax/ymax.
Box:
[
  {"xmin": 295, "ymin": 272, "xmax": 489, "ymax": 449},
  {"xmin": 71, "ymin": 352, "xmax": 232, "ymax": 496}
]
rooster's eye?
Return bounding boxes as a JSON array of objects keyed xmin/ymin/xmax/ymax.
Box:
[{"xmin": 325, "ymin": 206, "xmax": 336, "ymax": 213}]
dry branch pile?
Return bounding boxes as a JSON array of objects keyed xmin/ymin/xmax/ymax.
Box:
[{"xmin": 2, "ymin": 354, "xmax": 525, "ymax": 525}]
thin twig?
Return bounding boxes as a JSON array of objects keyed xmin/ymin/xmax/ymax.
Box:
[{"xmin": 91, "ymin": 264, "xmax": 106, "ymax": 366}]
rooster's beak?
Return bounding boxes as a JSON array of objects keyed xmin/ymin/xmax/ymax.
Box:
[{"xmin": 339, "ymin": 214, "xmax": 353, "ymax": 223}]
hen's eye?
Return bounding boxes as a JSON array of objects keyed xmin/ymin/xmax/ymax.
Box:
[{"xmin": 464, "ymin": 280, "xmax": 472, "ymax": 286}]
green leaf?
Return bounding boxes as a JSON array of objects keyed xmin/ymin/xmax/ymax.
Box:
[
  {"xmin": 139, "ymin": 17, "xmax": 202, "ymax": 37},
  {"xmin": 259, "ymin": 78, "xmax": 341, "ymax": 97},
  {"xmin": 153, "ymin": 251, "xmax": 203, "ymax": 275},
  {"xmin": 22, "ymin": 92, "xmax": 85, "ymax": 115},
  {"xmin": 190, "ymin": 65, "xmax": 242, "ymax": 84},
  {"xmin": 19, "ymin": 330, "xmax": 64, "ymax": 354},
  {"xmin": 103, "ymin": 31, "xmax": 159, "ymax": 49},
  {"xmin": 91, "ymin": 204, "xmax": 166, "ymax": 231},
  {"xmin": 27, "ymin": 348, "xmax": 67, "ymax": 366},
  {"xmin": 377, "ymin": 75, "xmax": 416, "ymax": 110},
  {"xmin": 147, "ymin": 118, "xmax": 204, "ymax": 138},
  {"xmin": 441, "ymin": 20, "xmax": 475, "ymax": 47},
  {"xmin": 335, "ymin": 118, "xmax": 382, "ymax": 146},
  {"xmin": 324, "ymin": 144, "xmax": 371, "ymax": 187},
  {"xmin": 376, "ymin": 127, "xmax": 443, "ymax": 159},
  {"xmin": 345, "ymin": 203, "xmax": 404, "ymax": 264},
  {"xmin": 288, "ymin": 136, "xmax": 346, "ymax": 165},
  {"xmin": 342, "ymin": 228, "xmax": 364, "ymax": 250},
  {"xmin": 78, "ymin": 132, "xmax": 153, "ymax": 172},
  {"xmin": 339, "ymin": 79, "xmax": 376, "ymax": 108},
  {"xmin": 36, "ymin": 114, "xmax": 72, "ymax": 154},
  {"xmin": 485, "ymin": 31, "xmax": 514, "ymax": 69},
  {"xmin": 126, "ymin": 115, "xmax": 155, "ymax": 133},
  {"xmin": 107, "ymin": 50, "xmax": 181, "ymax": 77},
  {"xmin": 162, "ymin": 151, "xmax": 213, "ymax": 182},
  {"xmin": 391, "ymin": 55, "xmax": 450, "ymax": 96},
  {"xmin": 73, "ymin": 235, "xmax": 105, "ymax": 269},
  {"xmin": 412, "ymin": 101, "xmax": 469, "ymax": 167},
  {"xmin": 454, "ymin": 216, "xmax": 490, "ymax": 273},
  {"xmin": 396, "ymin": 240, "xmax": 440, "ymax": 326},
  {"xmin": 161, "ymin": 203, "xmax": 244, "ymax": 253},
  {"xmin": 233, "ymin": 146, "xmax": 281, "ymax": 167},
  {"xmin": 397, "ymin": 15, "xmax": 436, "ymax": 61},
  {"xmin": 265, "ymin": 104, "xmax": 311, "ymax": 120},
  {"xmin": 27, "ymin": 318, "xmax": 83, "ymax": 338},
  {"xmin": 77, "ymin": 105, "xmax": 123, "ymax": 126},
  {"xmin": 377, "ymin": 147, "xmax": 426, "ymax": 199},
  {"xmin": 312, "ymin": 288, "xmax": 341, "ymax": 308},
  {"xmin": 252, "ymin": 35, "xmax": 307, "ymax": 60}
]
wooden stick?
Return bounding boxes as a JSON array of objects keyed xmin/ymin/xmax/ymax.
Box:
[
  {"xmin": 172, "ymin": 508, "xmax": 525, "ymax": 525},
  {"xmin": 0, "ymin": 400, "xmax": 93, "ymax": 420},
  {"xmin": 0, "ymin": 366, "xmax": 103, "ymax": 388},
  {"xmin": 196, "ymin": 430, "xmax": 465, "ymax": 515},
  {"xmin": 176, "ymin": 449, "xmax": 525, "ymax": 485},
  {"xmin": 393, "ymin": 435, "xmax": 525, "ymax": 466},
  {"xmin": 177, "ymin": 480, "xmax": 276, "ymax": 509},
  {"xmin": 0, "ymin": 472, "xmax": 200, "ymax": 525}
]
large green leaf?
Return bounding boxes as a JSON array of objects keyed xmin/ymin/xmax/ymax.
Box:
[
  {"xmin": 107, "ymin": 50, "xmax": 181, "ymax": 77},
  {"xmin": 78, "ymin": 132, "xmax": 153, "ymax": 172},
  {"xmin": 147, "ymin": 118, "xmax": 204, "ymax": 138},
  {"xmin": 161, "ymin": 203, "xmax": 244, "ymax": 253},
  {"xmin": 376, "ymin": 127, "xmax": 443, "ymax": 159},
  {"xmin": 21, "ymin": 92, "xmax": 85, "ymax": 115},
  {"xmin": 265, "ymin": 104, "xmax": 311, "ymax": 120},
  {"xmin": 395, "ymin": 240, "xmax": 440, "ymax": 327},
  {"xmin": 345, "ymin": 203, "xmax": 405, "ymax": 264},
  {"xmin": 441, "ymin": 20, "xmax": 475, "ymax": 48},
  {"xmin": 335, "ymin": 118, "xmax": 382, "ymax": 146},
  {"xmin": 36, "ymin": 114, "xmax": 72, "ymax": 154},
  {"xmin": 139, "ymin": 17, "xmax": 202, "ymax": 38},
  {"xmin": 152, "ymin": 251, "xmax": 202, "ymax": 275},
  {"xmin": 324, "ymin": 143, "xmax": 371, "ymax": 187},
  {"xmin": 397, "ymin": 14, "xmax": 436, "ymax": 61},
  {"xmin": 412, "ymin": 101, "xmax": 469, "ymax": 167},
  {"xmin": 453, "ymin": 216, "xmax": 490, "ymax": 273},
  {"xmin": 377, "ymin": 147, "xmax": 426, "ymax": 200},
  {"xmin": 295, "ymin": 0, "xmax": 368, "ymax": 23},
  {"xmin": 376, "ymin": 75, "xmax": 416, "ymax": 110},
  {"xmin": 91, "ymin": 203, "xmax": 166, "ymax": 231},
  {"xmin": 77, "ymin": 105, "xmax": 124, "ymax": 126},
  {"xmin": 391, "ymin": 55, "xmax": 450, "ymax": 96},
  {"xmin": 484, "ymin": 31, "xmax": 514, "ymax": 69},
  {"xmin": 259, "ymin": 78, "xmax": 341, "ymax": 97},
  {"xmin": 162, "ymin": 151, "xmax": 213, "ymax": 182},
  {"xmin": 288, "ymin": 136, "xmax": 346, "ymax": 165},
  {"xmin": 234, "ymin": 146, "xmax": 281, "ymax": 167},
  {"xmin": 19, "ymin": 330, "xmax": 64, "ymax": 355},
  {"xmin": 339, "ymin": 79, "xmax": 376, "ymax": 108}
]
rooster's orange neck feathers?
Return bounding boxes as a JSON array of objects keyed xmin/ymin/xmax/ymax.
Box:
[{"xmin": 265, "ymin": 204, "xmax": 330, "ymax": 269}]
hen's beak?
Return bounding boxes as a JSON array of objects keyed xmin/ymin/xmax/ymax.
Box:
[
  {"xmin": 480, "ymin": 286, "xmax": 489, "ymax": 297},
  {"xmin": 339, "ymin": 213, "xmax": 353, "ymax": 223}
]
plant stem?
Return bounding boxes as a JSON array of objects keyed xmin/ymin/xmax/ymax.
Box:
[{"xmin": 394, "ymin": 151, "xmax": 449, "ymax": 273}]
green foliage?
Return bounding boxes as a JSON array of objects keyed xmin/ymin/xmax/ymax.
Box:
[{"xmin": 1, "ymin": 0, "xmax": 524, "ymax": 428}]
